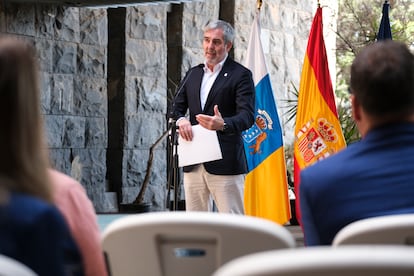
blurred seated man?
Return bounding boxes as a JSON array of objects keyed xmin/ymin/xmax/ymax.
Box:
[{"xmin": 299, "ymin": 40, "xmax": 414, "ymax": 245}]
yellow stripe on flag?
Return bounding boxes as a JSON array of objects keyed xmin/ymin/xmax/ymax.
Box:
[{"xmin": 244, "ymin": 148, "xmax": 291, "ymax": 224}]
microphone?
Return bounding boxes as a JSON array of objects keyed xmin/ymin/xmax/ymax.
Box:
[{"xmin": 169, "ymin": 63, "xmax": 205, "ymax": 124}]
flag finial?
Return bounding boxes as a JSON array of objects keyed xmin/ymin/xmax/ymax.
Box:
[
  {"xmin": 257, "ymin": 0, "xmax": 262, "ymax": 11},
  {"xmin": 317, "ymin": 0, "xmax": 320, "ymax": 8}
]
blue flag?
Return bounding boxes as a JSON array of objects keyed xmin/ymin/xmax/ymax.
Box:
[{"xmin": 377, "ymin": 1, "xmax": 392, "ymax": 40}]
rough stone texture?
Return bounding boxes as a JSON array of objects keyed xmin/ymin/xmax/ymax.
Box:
[
  {"xmin": 0, "ymin": 3, "xmax": 109, "ymax": 212},
  {"xmin": 80, "ymin": 8, "xmax": 108, "ymax": 45},
  {"xmin": 4, "ymin": 4, "xmax": 36, "ymax": 36},
  {"xmin": 121, "ymin": 4, "xmax": 169, "ymax": 211},
  {"xmin": 181, "ymin": 0, "xmax": 219, "ymax": 74},
  {"xmin": 54, "ymin": 7, "xmax": 80, "ymax": 42},
  {"xmin": 0, "ymin": 0, "xmax": 337, "ymax": 212}
]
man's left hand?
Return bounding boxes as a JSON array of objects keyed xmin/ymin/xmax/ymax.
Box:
[{"xmin": 196, "ymin": 105, "xmax": 225, "ymax": 131}]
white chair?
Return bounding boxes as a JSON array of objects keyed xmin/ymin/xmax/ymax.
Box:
[
  {"xmin": 0, "ymin": 254, "xmax": 37, "ymax": 276},
  {"xmin": 101, "ymin": 211, "xmax": 295, "ymax": 276},
  {"xmin": 333, "ymin": 214, "xmax": 414, "ymax": 246},
  {"xmin": 213, "ymin": 246, "xmax": 414, "ymax": 276}
]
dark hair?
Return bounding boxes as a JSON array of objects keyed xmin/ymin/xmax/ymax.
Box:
[{"xmin": 350, "ymin": 40, "xmax": 414, "ymax": 118}]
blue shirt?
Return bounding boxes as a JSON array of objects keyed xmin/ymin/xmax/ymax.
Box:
[{"xmin": 300, "ymin": 123, "xmax": 414, "ymax": 245}]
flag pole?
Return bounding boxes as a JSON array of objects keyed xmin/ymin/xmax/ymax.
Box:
[
  {"xmin": 377, "ymin": 0, "xmax": 392, "ymax": 40},
  {"xmin": 257, "ymin": 0, "xmax": 262, "ymax": 11}
]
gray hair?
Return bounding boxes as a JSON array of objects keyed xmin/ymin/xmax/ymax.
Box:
[{"xmin": 203, "ymin": 20, "xmax": 235, "ymax": 44}]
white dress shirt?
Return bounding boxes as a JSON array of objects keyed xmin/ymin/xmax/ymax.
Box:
[{"xmin": 200, "ymin": 55, "xmax": 227, "ymax": 109}]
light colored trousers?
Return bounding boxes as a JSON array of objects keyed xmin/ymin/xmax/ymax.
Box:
[{"xmin": 183, "ymin": 164, "xmax": 245, "ymax": 214}]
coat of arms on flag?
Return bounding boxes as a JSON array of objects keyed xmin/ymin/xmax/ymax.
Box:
[
  {"xmin": 243, "ymin": 109, "xmax": 273, "ymax": 154},
  {"xmin": 296, "ymin": 117, "xmax": 339, "ymax": 166}
]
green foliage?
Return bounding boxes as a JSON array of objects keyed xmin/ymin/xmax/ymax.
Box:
[
  {"xmin": 334, "ymin": 0, "xmax": 414, "ymax": 144},
  {"xmin": 336, "ymin": 0, "xmax": 414, "ymax": 85},
  {"xmin": 282, "ymin": 81, "xmax": 299, "ymax": 125},
  {"xmin": 336, "ymin": 89, "xmax": 361, "ymax": 145}
]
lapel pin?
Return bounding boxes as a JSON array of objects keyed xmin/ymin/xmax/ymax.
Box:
[{"xmin": 224, "ymin": 72, "xmax": 228, "ymax": 77}]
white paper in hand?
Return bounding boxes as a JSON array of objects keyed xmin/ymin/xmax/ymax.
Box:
[{"xmin": 177, "ymin": 124, "xmax": 223, "ymax": 167}]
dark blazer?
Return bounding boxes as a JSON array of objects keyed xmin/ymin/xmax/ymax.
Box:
[
  {"xmin": 299, "ymin": 123, "xmax": 414, "ymax": 246},
  {"xmin": 173, "ymin": 57, "xmax": 255, "ymax": 175},
  {"xmin": 0, "ymin": 192, "xmax": 84, "ymax": 276}
]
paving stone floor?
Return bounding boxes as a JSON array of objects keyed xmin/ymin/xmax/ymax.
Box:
[{"xmin": 285, "ymin": 224, "xmax": 304, "ymax": 247}]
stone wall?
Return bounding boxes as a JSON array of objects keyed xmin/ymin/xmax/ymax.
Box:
[{"xmin": 0, "ymin": 0, "xmax": 337, "ymax": 212}]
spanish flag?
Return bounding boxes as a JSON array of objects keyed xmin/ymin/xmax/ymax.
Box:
[
  {"xmin": 243, "ymin": 9, "xmax": 291, "ymax": 224},
  {"xmin": 293, "ymin": 6, "xmax": 346, "ymax": 223}
]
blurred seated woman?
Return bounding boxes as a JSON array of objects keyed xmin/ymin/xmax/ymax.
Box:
[{"xmin": 0, "ymin": 36, "xmax": 84, "ymax": 276}]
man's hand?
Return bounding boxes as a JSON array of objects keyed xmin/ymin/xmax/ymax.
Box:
[
  {"xmin": 177, "ymin": 118, "xmax": 193, "ymax": 141},
  {"xmin": 196, "ymin": 105, "xmax": 225, "ymax": 131}
]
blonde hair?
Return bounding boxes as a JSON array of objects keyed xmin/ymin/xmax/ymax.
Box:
[{"xmin": 0, "ymin": 36, "xmax": 52, "ymax": 202}]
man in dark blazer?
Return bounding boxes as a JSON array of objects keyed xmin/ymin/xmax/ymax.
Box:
[
  {"xmin": 299, "ymin": 40, "xmax": 414, "ymax": 245},
  {"xmin": 172, "ymin": 19, "xmax": 255, "ymax": 213}
]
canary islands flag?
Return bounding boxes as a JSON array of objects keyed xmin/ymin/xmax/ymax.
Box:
[
  {"xmin": 293, "ymin": 6, "xmax": 346, "ymax": 223},
  {"xmin": 243, "ymin": 10, "xmax": 291, "ymax": 224}
]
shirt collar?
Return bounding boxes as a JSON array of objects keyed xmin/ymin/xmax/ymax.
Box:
[{"xmin": 204, "ymin": 54, "xmax": 228, "ymax": 73}]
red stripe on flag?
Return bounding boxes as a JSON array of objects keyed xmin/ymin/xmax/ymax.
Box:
[{"xmin": 306, "ymin": 7, "xmax": 338, "ymax": 117}]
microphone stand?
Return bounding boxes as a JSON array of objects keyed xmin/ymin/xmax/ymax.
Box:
[
  {"xmin": 135, "ymin": 117, "xmax": 179, "ymax": 211},
  {"xmin": 166, "ymin": 63, "xmax": 204, "ymax": 211},
  {"xmin": 166, "ymin": 118, "xmax": 180, "ymax": 211}
]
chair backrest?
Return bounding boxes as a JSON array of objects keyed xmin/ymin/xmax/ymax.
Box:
[
  {"xmin": 213, "ymin": 246, "xmax": 414, "ymax": 276},
  {"xmin": 333, "ymin": 214, "xmax": 414, "ymax": 246},
  {"xmin": 0, "ymin": 254, "xmax": 37, "ymax": 276},
  {"xmin": 101, "ymin": 211, "xmax": 295, "ymax": 276}
]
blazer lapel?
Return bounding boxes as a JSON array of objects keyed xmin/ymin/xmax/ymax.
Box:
[
  {"xmin": 203, "ymin": 59, "xmax": 233, "ymax": 112},
  {"xmin": 188, "ymin": 66, "xmax": 204, "ymax": 114}
]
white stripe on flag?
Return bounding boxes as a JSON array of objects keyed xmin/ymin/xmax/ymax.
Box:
[{"xmin": 244, "ymin": 12, "xmax": 267, "ymax": 86}]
